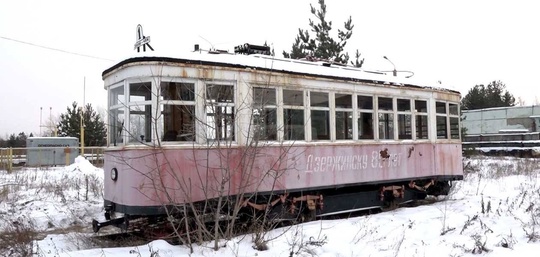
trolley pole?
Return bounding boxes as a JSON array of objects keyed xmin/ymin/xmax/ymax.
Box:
[{"xmin": 383, "ymin": 56, "xmax": 397, "ymax": 77}]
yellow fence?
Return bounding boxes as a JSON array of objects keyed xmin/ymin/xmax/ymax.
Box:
[{"xmin": 0, "ymin": 146, "xmax": 105, "ymax": 172}]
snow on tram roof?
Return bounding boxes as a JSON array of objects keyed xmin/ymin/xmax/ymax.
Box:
[{"xmin": 104, "ymin": 50, "xmax": 458, "ymax": 94}]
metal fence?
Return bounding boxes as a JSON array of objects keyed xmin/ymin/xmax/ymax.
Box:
[{"xmin": 0, "ymin": 146, "xmax": 105, "ymax": 171}]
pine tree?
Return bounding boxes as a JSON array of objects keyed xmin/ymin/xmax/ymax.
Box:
[
  {"xmin": 461, "ymin": 81, "xmax": 516, "ymax": 110},
  {"xmin": 57, "ymin": 102, "xmax": 106, "ymax": 146},
  {"xmin": 4, "ymin": 132, "xmax": 27, "ymax": 147},
  {"xmin": 283, "ymin": 0, "xmax": 364, "ymax": 67}
]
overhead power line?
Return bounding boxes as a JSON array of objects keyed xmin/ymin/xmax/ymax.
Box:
[{"xmin": 0, "ymin": 35, "xmax": 115, "ymax": 62}]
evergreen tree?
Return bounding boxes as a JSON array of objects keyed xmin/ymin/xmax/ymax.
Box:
[
  {"xmin": 4, "ymin": 132, "xmax": 27, "ymax": 147},
  {"xmin": 7, "ymin": 134, "xmax": 16, "ymax": 147},
  {"xmin": 461, "ymin": 81, "xmax": 516, "ymax": 110},
  {"xmin": 283, "ymin": 0, "xmax": 364, "ymax": 67},
  {"xmin": 57, "ymin": 102, "xmax": 107, "ymax": 146}
]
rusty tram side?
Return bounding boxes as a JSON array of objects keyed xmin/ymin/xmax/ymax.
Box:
[{"xmin": 93, "ymin": 46, "xmax": 463, "ymax": 232}]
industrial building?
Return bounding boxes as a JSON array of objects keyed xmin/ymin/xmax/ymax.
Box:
[{"xmin": 462, "ymin": 105, "xmax": 540, "ymax": 156}]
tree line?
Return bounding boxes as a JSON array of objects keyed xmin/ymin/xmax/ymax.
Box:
[{"xmin": 0, "ymin": 101, "xmax": 106, "ymax": 148}]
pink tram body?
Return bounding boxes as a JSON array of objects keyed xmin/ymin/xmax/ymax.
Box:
[{"xmin": 94, "ymin": 44, "xmax": 463, "ymax": 231}]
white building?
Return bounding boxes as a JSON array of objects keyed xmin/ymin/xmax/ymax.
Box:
[{"xmin": 462, "ymin": 105, "xmax": 540, "ymax": 135}]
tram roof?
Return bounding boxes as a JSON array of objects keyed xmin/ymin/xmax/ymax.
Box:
[{"xmin": 103, "ymin": 51, "xmax": 459, "ymax": 95}]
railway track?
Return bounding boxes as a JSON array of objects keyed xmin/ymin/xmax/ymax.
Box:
[{"xmin": 91, "ymin": 197, "xmax": 441, "ymax": 246}]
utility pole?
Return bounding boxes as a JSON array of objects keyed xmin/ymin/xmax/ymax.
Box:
[
  {"xmin": 80, "ymin": 77, "xmax": 86, "ymax": 155},
  {"xmin": 40, "ymin": 107, "xmax": 43, "ymax": 136}
]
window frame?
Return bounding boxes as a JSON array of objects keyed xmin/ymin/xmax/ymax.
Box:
[
  {"xmin": 158, "ymin": 80, "xmax": 197, "ymax": 143},
  {"xmin": 126, "ymin": 80, "xmax": 153, "ymax": 144},
  {"xmin": 204, "ymin": 82, "xmax": 237, "ymax": 142}
]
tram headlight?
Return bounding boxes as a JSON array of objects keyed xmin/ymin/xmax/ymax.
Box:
[{"xmin": 110, "ymin": 168, "xmax": 118, "ymax": 181}]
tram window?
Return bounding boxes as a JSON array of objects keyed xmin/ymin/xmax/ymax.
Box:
[
  {"xmin": 129, "ymin": 82, "xmax": 151, "ymax": 102},
  {"xmin": 161, "ymin": 82, "xmax": 195, "ymax": 101},
  {"xmin": 110, "ymin": 85, "xmax": 125, "ymax": 106},
  {"xmin": 311, "ymin": 110, "xmax": 330, "ymax": 140},
  {"xmin": 253, "ymin": 87, "xmax": 276, "ymax": 105},
  {"xmin": 449, "ymin": 103, "xmax": 460, "ymax": 139},
  {"xmin": 109, "ymin": 108, "xmax": 124, "ymax": 145},
  {"xmin": 378, "ymin": 113, "xmax": 394, "ymax": 139},
  {"xmin": 358, "ymin": 113, "xmax": 373, "ymax": 139},
  {"xmin": 284, "ymin": 109, "xmax": 304, "ymax": 140},
  {"xmin": 206, "ymin": 84, "xmax": 235, "ymax": 141},
  {"xmin": 449, "ymin": 103, "xmax": 459, "ymax": 115},
  {"xmin": 398, "ymin": 114, "xmax": 412, "ymax": 139},
  {"xmin": 436, "ymin": 116, "xmax": 448, "ymax": 139},
  {"xmin": 310, "ymin": 92, "xmax": 329, "ymax": 141},
  {"xmin": 415, "ymin": 115, "xmax": 428, "ymax": 139},
  {"xmin": 336, "ymin": 111, "xmax": 353, "ymax": 140},
  {"xmin": 129, "ymin": 105, "xmax": 152, "ymax": 143},
  {"xmin": 436, "ymin": 102, "xmax": 446, "ymax": 114},
  {"xmin": 207, "ymin": 84, "xmax": 234, "ymax": 103},
  {"xmin": 450, "ymin": 117, "xmax": 460, "ymax": 139},
  {"xmin": 414, "ymin": 100, "xmax": 428, "ymax": 139},
  {"xmin": 358, "ymin": 95, "xmax": 373, "ymax": 109},
  {"xmin": 335, "ymin": 94, "xmax": 352, "ymax": 108},
  {"xmin": 397, "ymin": 99, "xmax": 411, "ymax": 111},
  {"xmin": 310, "ymin": 92, "xmax": 329, "ymax": 107},
  {"xmin": 283, "ymin": 90, "xmax": 303, "ymax": 106},
  {"xmin": 358, "ymin": 95, "xmax": 374, "ymax": 140},
  {"xmin": 159, "ymin": 82, "xmax": 196, "ymax": 142},
  {"xmin": 415, "ymin": 100, "xmax": 427, "ymax": 113},
  {"xmin": 397, "ymin": 99, "xmax": 412, "ymax": 140},
  {"xmin": 378, "ymin": 97, "xmax": 393, "ymax": 111},
  {"xmin": 253, "ymin": 87, "xmax": 277, "ymax": 141},
  {"xmin": 161, "ymin": 105, "xmax": 195, "ymax": 142},
  {"xmin": 336, "ymin": 94, "xmax": 353, "ymax": 140}
]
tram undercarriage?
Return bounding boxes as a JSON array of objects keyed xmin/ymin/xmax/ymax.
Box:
[{"xmin": 92, "ymin": 177, "xmax": 456, "ymax": 233}]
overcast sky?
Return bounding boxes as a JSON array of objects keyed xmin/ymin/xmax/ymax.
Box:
[{"xmin": 1, "ymin": 0, "xmax": 539, "ymax": 137}]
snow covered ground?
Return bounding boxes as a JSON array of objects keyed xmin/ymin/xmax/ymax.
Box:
[{"xmin": 1, "ymin": 156, "xmax": 540, "ymax": 256}]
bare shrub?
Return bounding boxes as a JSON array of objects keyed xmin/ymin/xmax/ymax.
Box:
[
  {"xmin": 497, "ymin": 231, "xmax": 517, "ymax": 249},
  {"xmin": 351, "ymin": 216, "xmax": 377, "ymax": 244},
  {"xmin": 0, "ymin": 217, "xmax": 38, "ymax": 257},
  {"xmin": 469, "ymin": 234, "xmax": 490, "ymax": 254},
  {"xmin": 286, "ymin": 225, "xmax": 327, "ymax": 257},
  {"xmin": 129, "ymin": 244, "xmax": 161, "ymax": 257}
]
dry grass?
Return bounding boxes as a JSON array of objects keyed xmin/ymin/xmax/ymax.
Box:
[
  {"xmin": 0, "ymin": 217, "xmax": 39, "ymax": 257},
  {"xmin": 0, "ymin": 165, "xmax": 105, "ymax": 256}
]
